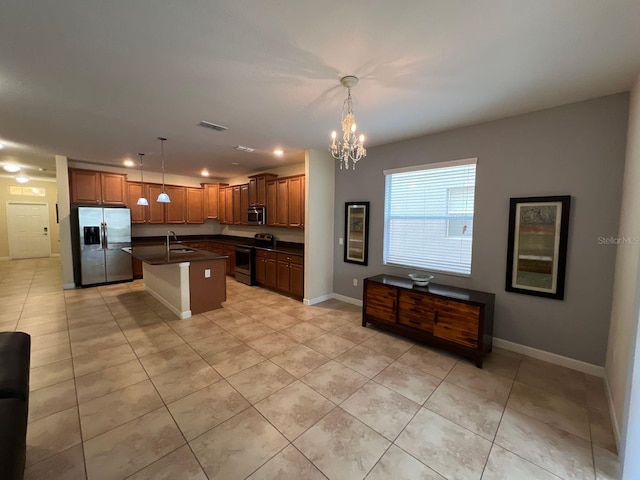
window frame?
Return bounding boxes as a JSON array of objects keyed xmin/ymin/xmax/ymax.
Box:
[{"xmin": 383, "ymin": 157, "xmax": 478, "ymax": 277}]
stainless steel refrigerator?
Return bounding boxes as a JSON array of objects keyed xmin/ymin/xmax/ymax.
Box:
[{"xmin": 78, "ymin": 206, "xmax": 133, "ymax": 286}]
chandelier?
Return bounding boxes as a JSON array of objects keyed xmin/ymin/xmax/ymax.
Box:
[{"xmin": 330, "ymin": 76, "xmax": 366, "ymax": 170}]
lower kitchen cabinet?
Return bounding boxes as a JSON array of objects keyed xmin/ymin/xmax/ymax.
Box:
[
  {"xmin": 276, "ymin": 253, "xmax": 303, "ymax": 298},
  {"xmin": 132, "ymin": 257, "xmax": 143, "ymax": 279},
  {"xmin": 207, "ymin": 242, "xmax": 235, "ymax": 276},
  {"xmin": 363, "ymin": 274, "xmax": 494, "ymax": 367},
  {"xmin": 255, "ymin": 250, "xmax": 277, "ymax": 289}
]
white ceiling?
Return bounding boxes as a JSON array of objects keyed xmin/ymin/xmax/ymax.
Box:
[{"xmin": 0, "ymin": 1, "xmax": 639, "ymax": 180}]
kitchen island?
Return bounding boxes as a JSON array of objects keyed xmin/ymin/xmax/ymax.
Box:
[{"xmin": 124, "ymin": 245, "xmax": 228, "ymax": 319}]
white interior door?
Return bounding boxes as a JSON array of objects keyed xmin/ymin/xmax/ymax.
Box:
[{"xmin": 7, "ymin": 202, "xmax": 51, "ymax": 259}]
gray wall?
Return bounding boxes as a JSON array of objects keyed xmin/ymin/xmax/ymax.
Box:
[{"xmin": 333, "ymin": 93, "xmax": 629, "ymax": 365}]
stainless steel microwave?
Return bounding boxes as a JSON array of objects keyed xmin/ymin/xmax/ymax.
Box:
[{"xmin": 248, "ymin": 206, "xmax": 266, "ymax": 225}]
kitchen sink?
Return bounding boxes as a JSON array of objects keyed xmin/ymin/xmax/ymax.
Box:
[{"xmin": 169, "ymin": 248, "xmax": 196, "ymax": 253}]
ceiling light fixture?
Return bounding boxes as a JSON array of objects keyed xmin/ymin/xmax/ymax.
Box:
[
  {"xmin": 136, "ymin": 153, "xmax": 149, "ymax": 206},
  {"xmin": 274, "ymin": 149, "xmax": 283, "ymax": 156},
  {"xmin": 15, "ymin": 175, "xmax": 29, "ymax": 183},
  {"xmin": 201, "ymin": 169, "xmax": 209, "ymax": 177},
  {"xmin": 330, "ymin": 75, "xmax": 366, "ymax": 170},
  {"xmin": 156, "ymin": 137, "xmax": 170, "ymax": 203},
  {"xmin": 0, "ymin": 143, "xmax": 4, "ymax": 149},
  {"xmin": 123, "ymin": 159, "xmax": 135, "ymax": 167},
  {"xmin": 3, "ymin": 163, "xmax": 21, "ymax": 173}
]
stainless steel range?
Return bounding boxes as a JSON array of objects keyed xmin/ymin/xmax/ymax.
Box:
[{"xmin": 234, "ymin": 233, "xmax": 274, "ymax": 286}]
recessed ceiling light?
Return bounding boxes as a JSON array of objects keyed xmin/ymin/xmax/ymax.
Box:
[
  {"xmin": 273, "ymin": 149, "xmax": 283, "ymax": 156},
  {"xmin": 0, "ymin": 143, "xmax": 4, "ymax": 149},
  {"xmin": 15, "ymin": 175, "xmax": 29, "ymax": 183},
  {"xmin": 123, "ymin": 159, "xmax": 135, "ymax": 167},
  {"xmin": 201, "ymin": 169, "xmax": 209, "ymax": 177},
  {"xmin": 231, "ymin": 162, "xmax": 239, "ymax": 166},
  {"xmin": 3, "ymin": 163, "xmax": 20, "ymax": 172}
]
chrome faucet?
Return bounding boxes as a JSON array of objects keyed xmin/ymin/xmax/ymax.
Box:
[{"xmin": 166, "ymin": 230, "xmax": 177, "ymax": 255}]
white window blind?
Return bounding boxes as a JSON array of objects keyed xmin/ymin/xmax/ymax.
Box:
[{"xmin": 383, "ymin": 158, "xmax": 477, "ymax": 276}]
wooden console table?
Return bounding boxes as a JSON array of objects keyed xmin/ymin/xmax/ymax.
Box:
[{"xmin": 362, "ymin": 275, "xmax": 495, "ymax": 367}]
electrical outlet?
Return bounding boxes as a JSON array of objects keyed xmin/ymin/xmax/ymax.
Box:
[
  {"xmin": 339, "ymin": 237, "xmax": 344, "ymax": 245},
  {"xmin": 353, "ymin": 278, "xmax": 358, "ymax": 287},
  {"xmin": 204, "ymin": 269, "xmax": 211, "ymax": 278}
]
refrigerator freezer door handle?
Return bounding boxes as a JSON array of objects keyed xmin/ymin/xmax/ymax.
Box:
[{"xmin": 101, "ymin": 222, "xmax": 108, "ymax": 249}]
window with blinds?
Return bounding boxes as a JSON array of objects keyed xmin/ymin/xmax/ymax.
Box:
[{"xmin": 383, "ymin": 158, "xmax": 477, "ymax": 276}]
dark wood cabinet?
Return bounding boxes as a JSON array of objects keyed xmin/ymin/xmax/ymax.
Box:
[
  {"xmin": 276, "ymin": 179, "xmax": 289, "ymax": 227},
  {"xmin": 255, "ymin": 250, "xmax": 278, "ymax": 289},
  {"xmin": 127, "ymin": 182, "xmax": 146, "ymax": 224},
  {"xmin": 205, "ymin": 183, "xmax": 227, "ymax": 219},
  {"xmin": 363, "ymin": 275, "xmax": 495, "ymax": 367},
  {"xmin": 288, "ymin": 175, "xmax": 304, "ymax": 228},
  {"xmin": 224, "ymin": 187, "xmax": 234, "ymax": 225},
  {"xmin": 70, "ymin": 169, "xmax": 126, "ymax": 205},
  {"xmin": 218, "ymin": 187, "xmax": 227, "ymax": 224},
  {"xmin": 240, "ymin": 184, "xmax": 249, "ymax": 225},
  {"xmin": 146, "ymin": 184, "xmax": 166, "ymax": 224},
  {"xmin": 186, "ymin": 188, "xmax": 204, "ymax": 224},
  {"xmin": 258, "ymin": 175, "xmax": 305, "ymax": 228},
  {"xmin": 165, "ymin": 186, "xmax": 187, "ymax": 224},
  {"xmin": 232, "ymin": 186, "xmax": 241, "ymax": 225},
  {"xmin": 101, "ymin": 173, "xmax": 127, "ymax": 205},
  {"xmin": 266, "ymin": 180, "xmax": 278, "ymax": 226},
  {"xmin": 248, "ymin": 173, "xmax": 278, "ymax": 206},
  {"xmin": 207, "ymin": 242, "xmax": 235, "ymax": 276},
  {"xmin": 276, "ymin": 252, "xmax": 303, "ymax": 298},
  {"xmin": 132, "ymin": 257, "xmax": 143, "ymax": 279}
]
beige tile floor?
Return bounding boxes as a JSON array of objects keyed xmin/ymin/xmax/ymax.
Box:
[{"xmin": 0, "ymin": 258, "xmax": 622, "ymax": 480}]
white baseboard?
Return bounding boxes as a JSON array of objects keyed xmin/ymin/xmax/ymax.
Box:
[
  {"xmin": 50, "ymin": 253, "xmax": 60, "ymax": 257},
  {"xmin": 603, "ymin": 374, "xmax": 622, "ymax": 452},
  {"xmin": 145, "ymin": 285, "xmax": 191, "ymax": 319},
  {"xmin": 331, "ymin": 293, "xmax": 363, "ymax": 307},
  {"xmin": 304, "ymin": 293, "xmax": 334, "ymax": 306},
  {"xmin": 493, "ymin": 337, "xmax": 605, "ymax": 377}
]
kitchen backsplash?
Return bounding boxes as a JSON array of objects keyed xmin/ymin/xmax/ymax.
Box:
[{"xmin": 132, "ymin": 221, "xmax": 304, "ymax": 243}]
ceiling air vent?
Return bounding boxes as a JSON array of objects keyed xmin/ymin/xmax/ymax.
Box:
[
  {"xmin": 235, "ymin": 145, "xmax": 255, "ymax": 152},
  {"xmin": 198, "ymin": 121, "xmax": 228, "ymax": 132}
]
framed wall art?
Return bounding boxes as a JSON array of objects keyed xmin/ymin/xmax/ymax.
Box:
[
  {"xmin": 344, "ymin": 201, "xmax": 370, "ymax": 265},
  {"xmin": 505, "ymin": 195, "xmax": 571, "ymax": 300}
]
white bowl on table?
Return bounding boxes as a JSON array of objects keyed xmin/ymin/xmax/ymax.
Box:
[{"xmin": 408, "ymin": 273, "xmax": 434, "ymax": 286}]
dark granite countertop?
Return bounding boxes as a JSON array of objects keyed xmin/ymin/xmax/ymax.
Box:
[{"xmin": 123, "ymin": 246, "xmax": 228, "ymax": 265}]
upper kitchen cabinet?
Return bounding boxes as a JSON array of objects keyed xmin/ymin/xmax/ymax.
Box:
[
  {"xmin": 204, "ymin": 183, "xmax": 227, "ymax": 219},
  {"xmin": 127, "ymin": 182, "xmax": 146, "ymax": 223},
  {"xmin": 232, "ymin": 186, "xmax": 241, "ymax": 225},
  {"xmin": 70, "ymin": 169, "xmax": 126, "ymax": 205},
  {"xmin": 127, "ymin": 182, "xmax": 166, "ymax": 224},
  {"xmin": 240, "ymin": 184, "xmax": 249, "ymax": 225},
  {"xmin": 248, "ymin": 173, "xmax": 278, "ymax": 206},
  {"xmin": 146, "ymin": 184, "xmax": 166, "ymax": 223},
  {"xmin": 270, "ymin": 175, "xmax": 305, "ymax": 228},
  {"xmin": 165, "ymin": 185, "xmax": 187, "ymax": 223},
  {"xmin": 186, "ymin": 187, "xmax": 205, "ymax": 224},
  {"xmin": 218, "ymin": 186, "xmax": 227, "ymax": 224},
  {"xmin": 288, "ymin": 175, "xmax": 305, "ymax": 228},
  {"xmin": 276, "ymin": 178, "xmax": 289, "ymax": 227},
  {"xmin": 224, "ymin": 186, "xmax": 234, "ymax": 225},
  {"xmin": 266, "ymin": 180, "xmax": 278, "ymax": 227}
]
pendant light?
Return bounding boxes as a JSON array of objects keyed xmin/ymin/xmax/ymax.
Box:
[
  {"xmin": 136, "ymin": 153, "xmax": 149, "ymax": 206},
  {"xmin": 156, "ymin": 137, "xmax": 170, "ymax": 203}
]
